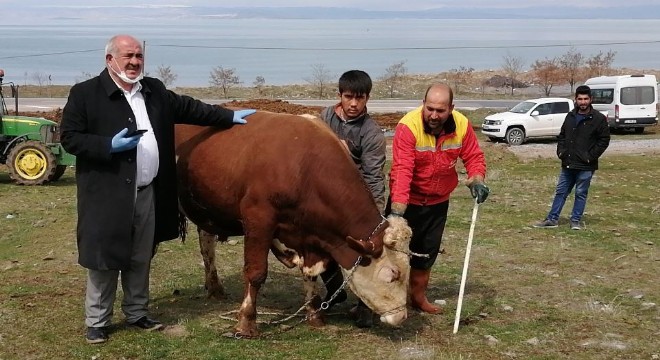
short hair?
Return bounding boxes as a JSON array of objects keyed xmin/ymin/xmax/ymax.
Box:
[
  {"xmin": 424, "ymin": 83, "xmax": 454, "ymax": 104},
  {"xmin": 104, "ymin": 35, "xmax": 142, "ymax": 56},
  {"xmin": 575, "ymin": 85, "xmax": 591, "ymax": 98},
  {"xmin": 338, "ymin": 70, "xmax": 372, "ymax": 96}
]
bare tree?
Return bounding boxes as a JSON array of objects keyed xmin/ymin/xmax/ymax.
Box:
[
  {"xmin": 31, "ymin": 71, "xmax": 49, "ymax": 96},
  {"xmin": 531, "ymin": 57, "xmax": 563, "ymax": 96},
  {"xmin": 501, "ymin": 53, "xmax": 525, "ymax": 96},
  {"xmin": 304, "ymin": 64, "xmax": 333, "ymax": 99},
  {"xmin": 253, "ymin": 75, "xmax": 266, "ymax": 96},
  {"xmin": 209, "ymin": 66, "xmax": 241, "ymax": 99},
  {"xmin": 585, "ymin": 50, "xmax": 617, "ymax": 78},
  {"xmin": 380, "ymin": 60, "xmax": 408, "ymax": 98},
  {"xmin": 75, "ymin": 71, "xmax": 94, "ymax": 84},
  {"xmin": 558, "ymin": 47, "xmax": 584, "ymax": 93},
  {"xmin": 155, "ymin": 64, "xmax": 177, "ymax": 88},
  {"xmin": 447, "ymin": 66, "xmax": 475, "ymax": 95},
  {"xmin": 31, "ymin": 71, "xmax": 48, "ymax": 86}
]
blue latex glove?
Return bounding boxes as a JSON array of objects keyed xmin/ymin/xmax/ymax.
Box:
[
  {"xmin": 110, "ymin": 128, "xmax": 142, "ymax": 153},
  {"xmin": 232, "ymin": 109, "xmax": 256, "ymax": 124}
]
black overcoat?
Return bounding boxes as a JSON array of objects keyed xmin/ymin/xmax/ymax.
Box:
[{"xmin": 61, "ymin": 69, "xmax": 235, "ymax": 270}]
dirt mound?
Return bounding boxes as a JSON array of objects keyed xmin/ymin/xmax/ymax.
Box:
[
  {"xmin": 226, "ymin": 99, "xmax": 403, "ymax": 130},
  {"xmin": 19, "ymin": 99, "xmax": 404, "ymax": 130}
]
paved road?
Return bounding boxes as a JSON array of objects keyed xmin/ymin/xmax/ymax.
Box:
[{"xmin": 10, "ymin": 98, "xmax": 517, "ymax": 113}]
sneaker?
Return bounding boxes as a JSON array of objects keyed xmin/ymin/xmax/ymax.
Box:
[
  {"xmin": 533, "ymin": 219, "xmax": 558, "ymax": 228},
  {"xmin": 129, "ymin": 316, "xmax": 164, "ymax": 331},
  {"xmin": 85, "ymin": 327, "xmax": 109, "ymax": 344},
  {"xmin": 570, "ymin": 220, "xmax": 582, "ymax": 230}
]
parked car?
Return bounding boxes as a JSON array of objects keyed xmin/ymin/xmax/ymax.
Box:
[{"xmin": 481, "ymin": 97, "xmax": 574, "ymax": 145}]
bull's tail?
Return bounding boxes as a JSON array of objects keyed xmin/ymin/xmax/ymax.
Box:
[{"xmin": 178, "ymin": 211, "xmax": 188, "ymax": 243}]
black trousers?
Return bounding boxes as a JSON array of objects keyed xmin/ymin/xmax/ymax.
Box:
[{"xmin": 387, "ymin": 199, "xmax": 449, "ymax": 270}]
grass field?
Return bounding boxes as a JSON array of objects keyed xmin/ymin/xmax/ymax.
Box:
[{"xmin": 0, "ymin": 123, "xmax": 658, "ymax": 359}]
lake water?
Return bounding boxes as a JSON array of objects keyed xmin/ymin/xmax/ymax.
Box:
[{"xmin": 1, "ymin": 18, "xmax": 659, "ymax": 86}]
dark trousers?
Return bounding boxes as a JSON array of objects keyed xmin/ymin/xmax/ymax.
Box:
[{"xmin": 386, "ymin": 199, "xmax": 449, "ymax": 270}]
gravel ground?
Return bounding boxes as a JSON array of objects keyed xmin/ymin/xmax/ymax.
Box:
[{"xmin": 504, "ymin": 138, "xmax": 660, "ymax": 160}]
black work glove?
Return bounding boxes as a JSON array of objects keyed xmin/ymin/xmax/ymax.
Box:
[{"xmin": 469, "ymin": 183, "xmax": 490, "ymax": 204}]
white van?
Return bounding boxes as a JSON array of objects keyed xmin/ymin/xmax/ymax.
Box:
[{"xmin": 584, "ymin": 74, "xmax": 658, "ymax": 133}]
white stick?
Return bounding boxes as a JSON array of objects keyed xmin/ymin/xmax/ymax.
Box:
[{"xmin": 453, "ymin": 200, "xmax": 480, "ymax": 334}]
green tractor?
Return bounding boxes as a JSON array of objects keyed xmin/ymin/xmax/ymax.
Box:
[{"xmin": 0, "ymin": 69, "xmax": 75, "ymax": 185}]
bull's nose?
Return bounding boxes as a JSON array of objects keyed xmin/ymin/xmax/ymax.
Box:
[{"xmin": 380, "ymin": 310, "xmax": 407, "ymax": 326}]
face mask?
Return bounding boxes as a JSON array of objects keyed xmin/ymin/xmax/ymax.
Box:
[{"xmin": 109, "ymin": 58, "xmax": 143, "ymax": 84}]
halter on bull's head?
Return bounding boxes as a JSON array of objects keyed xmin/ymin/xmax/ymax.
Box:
[{"xmin": 342, "ymin": 215, "xmax": 412, "ymax": 326}]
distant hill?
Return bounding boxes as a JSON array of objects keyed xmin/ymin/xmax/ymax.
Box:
[{"xmin": 10, "ymin": 5, "xmax": 660, "ymax": 21}]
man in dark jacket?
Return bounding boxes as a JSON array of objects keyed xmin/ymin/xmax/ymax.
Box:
[
  {"xmin": 318, "ymin": 70, "xmax": 386, "ymax": 327},
  {"xmin": 60, "ymin": 34, "xmax": 254, "ymax": 344},
  {"xmin": 534, "ymin": 85, "xmax": 610, "ymax": 230}
]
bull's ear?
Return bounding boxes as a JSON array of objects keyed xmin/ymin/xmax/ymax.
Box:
[{"xmin": 346, "ymin": 235, "xmax": 380, "ymax": 257}]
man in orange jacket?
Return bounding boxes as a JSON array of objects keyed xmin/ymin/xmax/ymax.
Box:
[{"xmin": 389, "ymin": 83, "xmax": 489, "ymax": 313}]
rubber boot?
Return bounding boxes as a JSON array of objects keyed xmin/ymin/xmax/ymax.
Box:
[
  {"xmin": 409, "ymin": 268, "xmax": 442, "ymax": 314},
  {"xmin": 320, "ymin": 262, "xmax": 347, "ymax": 309}
]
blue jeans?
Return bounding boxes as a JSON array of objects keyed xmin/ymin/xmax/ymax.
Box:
[{"xmin": 547, "ymin": 168, "xmax": 594, "ymax": 222}]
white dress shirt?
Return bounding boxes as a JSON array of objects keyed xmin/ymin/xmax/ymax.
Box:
[{"xmin": 120, "ymin": 82, "xmax": 159, "ymax": 188}]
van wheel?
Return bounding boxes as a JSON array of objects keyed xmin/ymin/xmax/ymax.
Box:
[
  {"xmin": 634, "ymin": 127, "xmax": 644, "ymax": 134},
  {"xmin": 505, "ymin": 128, "xmax": 525, "ymax": 146}
]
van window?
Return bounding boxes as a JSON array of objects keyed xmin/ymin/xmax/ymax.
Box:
[
  {"xmin": 620, "ymin": 86, "xmax": 655, "ymax": 105},
  {"xmin": 551, "ymin": 102, "xmax": 569, "ymax": 113},
  {"xmin": 591, "ymin": 88, "xmax": 614, "ymax": 104}
]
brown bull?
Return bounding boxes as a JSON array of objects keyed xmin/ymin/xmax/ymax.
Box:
[{"xmin": 175, "ymin": 111, "xmax": 411, "ymax": 337}]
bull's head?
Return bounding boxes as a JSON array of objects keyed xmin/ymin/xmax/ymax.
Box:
[{"xmin": 342, "ymin": 215, "xmax": 412, "ymax": 326}]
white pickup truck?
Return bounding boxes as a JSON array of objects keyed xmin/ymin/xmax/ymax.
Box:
[{"xmin": 481, "ymin": 97, "xmax": 574, "ymax": 145}]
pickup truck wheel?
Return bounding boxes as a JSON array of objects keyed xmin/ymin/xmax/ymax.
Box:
[
  {"xmin": 7, "ymin": 140, "xmax": 57, "ymax": 185},
  {"xmin": 505, "ymin": 128, "xmax": 525, "ymax": 146}
]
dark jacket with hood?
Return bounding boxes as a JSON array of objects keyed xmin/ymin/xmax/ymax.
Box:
[
  {"xmin": 321, "ymin": 106, "xmax": 386, "ymax": 212},
  {"xmin": 557, "ymin": 105, "xmax": 610, "ymax": 171},
  {"xmin": 61, "ymin": 69, "xmax": 236, "ymax": 270}
]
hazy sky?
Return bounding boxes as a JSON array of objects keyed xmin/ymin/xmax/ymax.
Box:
[{"xmin": 2, "ymin": 0, "xmax": 657, "ymax": 11}]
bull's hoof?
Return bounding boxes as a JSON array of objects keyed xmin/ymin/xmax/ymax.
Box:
[
  {"xmin": 306, "ymin": 311, "xmax": 326, "ymax": 327},
  {"xmin": 233, "ymin": 326, "xmax": 259, "ymax": 339}
]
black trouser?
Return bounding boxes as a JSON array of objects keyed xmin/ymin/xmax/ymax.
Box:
[{"xmin": 386, "ymin": 199, "xmax": 449, "ymax": 270}]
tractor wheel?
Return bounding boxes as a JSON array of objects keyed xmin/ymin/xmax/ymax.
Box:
[
  {"xmin": 50, "ymin": 165, "xmax": 67, "ymax": 182},
  {"xmin": 7, "ymin": 140, "xmax": 57, "ymax": 185}
]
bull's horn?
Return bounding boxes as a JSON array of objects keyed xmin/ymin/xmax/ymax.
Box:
[{"xmin": 345, "ymin": 235, "xmax": 380, "ymax": 257}]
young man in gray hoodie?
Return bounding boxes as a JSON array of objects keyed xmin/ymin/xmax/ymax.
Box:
[{"xmin": 319, "ymin": 70, "xmax": 386, "ymax": 327}]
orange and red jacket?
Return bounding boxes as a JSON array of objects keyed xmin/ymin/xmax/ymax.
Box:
[{"xmin": 389, "ymin": 106, "xmax": 486, "ymax": 206}]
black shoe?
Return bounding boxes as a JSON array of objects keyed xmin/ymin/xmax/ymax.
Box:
[
  {"xmin": 130, "ymin": 316, "xmax": 164, "ymax": 331},
  {"xmin": 352, "ymin": 301, "xmax": 374, "ymax": 328},
  {"xmin": 85, "ymin": 327, "xmax": 109, "ymax": 344}
]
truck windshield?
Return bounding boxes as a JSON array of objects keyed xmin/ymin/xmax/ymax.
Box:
[{"xmin": 510, "ymin": 101, "xmax": 535, "ymax": 113}]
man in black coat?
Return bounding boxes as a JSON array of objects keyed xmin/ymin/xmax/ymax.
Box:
[
  {"xmin": 60, "ymin": 34, "xmax": 255, "ymax": 344},
  {"xmin": 534, "ymin": 85, "xmax": 610, "ymax": 230}
]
